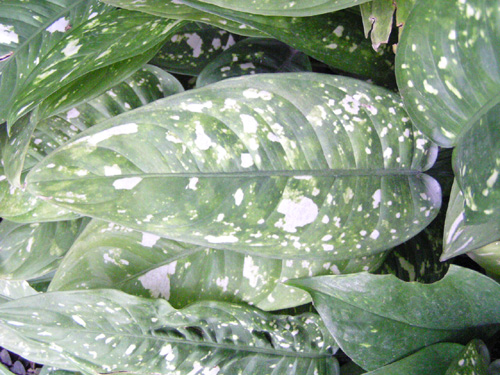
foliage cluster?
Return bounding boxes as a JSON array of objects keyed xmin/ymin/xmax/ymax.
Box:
[{"xmin": 0, "ymin": 0, "xmax": 499, "ymax": 374}]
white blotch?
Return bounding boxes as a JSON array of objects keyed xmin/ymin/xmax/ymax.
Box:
[
  {"xmin": 62, "ymin": 39, "xmax": 82, "ymax": 57},
  {"xmin": 125, "ymin": 345, "xmax": 136, "ymax": 356},
  {"xmin": 112, "ymin": 177, "xmax": 142, "ymax": 190},
  {"xmin": 46, "ymin": 17, "xmax": 70, "ymax": 33},
  {"xmin": 160, "ymin": 344, "xmax": 175, "ymax": 361},
  {"xmin": 140, "ymin": 232, "xmax": 161, "ymax": 247},
  {"xmin": 276, "ymin": 197, "xmax": 318, "ymax": 233},
  {"xmin": 370, "ymin": 230, "xmax": 380, "ymax": 239},
  {"xmin": 243, "ymin": 256, "xmax": 261, "ymax": 287},
  {"xmin": 341, "ymin": 95, "xmax": 360, "ymax": 115},
  {"xmin": 487, "ymin": 170, "xmax": 498, "ymax": 187},
  {"xmin": 372, "ymin": 189, "xmax": 381, "ymax": 208},
  {"xmin": 216, "ymin": 277, "xmax": 229, "ymax": 292},
  {"xmin": 448, "ymin": 30, "xmax": 457, "ymax": 40},
  {"xmin": 104, "ymin": 164, "xmax": 121, "ymax": 176},
  {"xmin": 138, "ymin": 262, "xmax": 177, "ymax": 299},
  {"xmin": 267, "ymin": 133, "xmax": 280, "ymax": 142},
  {"xmin": 240, "ymin": 62, "xmax": 255, "ymax": 70},
  {"xmin": 185, "ymin": 101, "xmax": 213, "ymax": 112},
  {"xmin": 166, "ymin": 133, "xmax": 183, "ymax": 143},
  {"xmin": 187, "ymin": 177, "xmax": 199, "ymax": 190},
  {"xmin": 205, "ymin": 235, "xmax": 239, "ymax": 244},
  {"xmin": 423, "ymin": 80, "xmax": 438, "ymax": 95},
  {"xmin": 0, "ymin": 24, "xmax": 19, "ymax": 44},
  {"xmin": 186, "ymin": 33, "xmax": 203, "ymax": 57},
  {"xmin": 66, "ymin": 108, "xmax": 80, "ymax": 120},
  {"xmin": 438, "ymin": 57, "xmax": 448, "ymax": 69},
  {"xmin": 195, "ymin": 124, "xmax": 212, "ymax": 150},
  {"xmin": 212, "ymin": 38, "xmax": 221, "ymax": 49},
  {"xmin": 241, "ymin": 153, "xmax": 254, "ymax": 168},
  {"xmin": 333, "ymin": 25, "xmax": 344, "ymax": 37},
  {"xmin": 86, "ymin": 123, "xmax": 138, "ymax": 146},
  {"xmin": 234, "ymin": 188, "xmax": 244, "ymax": 206},
  {"xmin": 383, "ymin": 147, "xmax": 393, "ymax": 159},
  {"xmin": 72, "ymin": 315, "xmax": 86, "ymax": 327},
  {"xmin": 416, "ymin": 138, "xmax": 427, "ymax": 150},
  {"xmin": 240, "ymin": 114, "xmax": 258, "ymax": 133}
]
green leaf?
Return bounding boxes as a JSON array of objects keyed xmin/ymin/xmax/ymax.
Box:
[
  {"xmin": 100, "ymin": 0, "xmax": 266, "ymax": 37},
  {"xmin": 178, "ymin": 0, "xmax": 372, "ymax": 16},
  {"xmin": 39, "ymin": 368, "xmax": 80, "ymax": 375},
  {"xmin": 288, "ymin": 265, "xmax": 500, "ymax": 370},
  {"xmin": 0, "ymin": 280, "xmax": 38, "ymax": 304},
  {"xmin": 442, "ymin": 180, "xmax": 500, "ymax": 261},
  {"xmin": 394, "ymin": 0, "xmax": 417, "ymax": 40},
  {"xmin": 0, "ymin": 218, "xmax": 88, "ymax": 281},
  {"xmin": 453, "ymin": 101, "xmax": 500, "ymax": 224},
  {"xmin": 26, "ymin": 73, "xmax": 440, "ymax": 260},
  {"xmin": 468, "ymin": 241, "xmax": 500, "ymax": 279},
  {"xmin": 360, "ymin": 0, "xmax": 395, "ymax": 50},
  {"xmin": 180, "ymin": 2, "xmax": 396, "ymax": 83},
  {"xmin": 0, "ymin": 363, "xmax": 15, "ymax": 375},
  {"xmin": 362, "ymin": 343, "xmax": 464, "ymax": 375},
  {"xmin": 0, "ymin": 290, "xmax": 339, "ymax": 374},
  {"xmin": 196, "ymin": 37, "xmax": 312, "ymax": 87},
  {"xmin": 48, "ymin": 219, "xmax": 386, "ymax": 311},
  {"xmin": 151, "ymin": 22, "xmax": 241, "ymax": 76},
  {"xmin": 395, "ymin": 0, "xmax": 500, "ymax": 147},
  {"xmin": 445, "ymin": 339, "xmax": 490, "ymax": 375},
  {"xmin": 0, "ymin": 66, "xmax": 183, "ymax": 223},
  {"xmin": 0, "ymin": 2, "xmax": 183, "ymax": 128}
]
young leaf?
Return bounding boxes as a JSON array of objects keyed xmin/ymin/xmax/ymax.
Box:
[
  {"xmin": 0, "ymin": 290, "xmax": 339, "ymax": 374},
  {"xmin": 48, "ymin": 219, "xmax": 386, "ymax": 311},
  {"xmin": 360, "ymin": 0, "xmax": 395, "ymax": 50},
  {"xmin": 468, "ymin": 242, "xmax": 500, "ymax": 280},
  {"xmin": 444, "ymin": 339, "xmax": 490, "ymax": 375},
  {"xmin": 362, "ymin": 343, "xmax": 465, "ymax": 375},
  {"xmin": 0, "ymin": 219, "xmax": 89, "ymax": 281},
  {"xmin": 150, "ymin": 22, "xmax": 240, "ymax": 76},
  {"xmin": 441, "ymin": 180, "xmax": 500, "ymax": 261},
  {"xmin": 395, "ymin": 0, "xmax": 500, "ymax": 147},
  {"xmin": 288, "ymin": 265, "xmax": 500, "ymax": 370},
  {"xmin": 0, "ymin": 3, "xmax": 183, "ymax": 128},
  {"xmin": 26, "ymin": 73, "xmax": 440, "ymax": 261},
  {"xmin": 196, "ymin": 38, "xmax": 312, "ymax": 87}
]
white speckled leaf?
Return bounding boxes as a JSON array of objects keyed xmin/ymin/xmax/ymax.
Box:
[
  {"xmin": 362, "ymin": 343, "xmax": 465, "ymax": 375},
  {"xmin": 0, "ymin": 218, "xmax": 89, "ymax": 281},
  {"xmin": 0, "ymin": 280, "xmax": 38, "ymax": 304},
  {"xmin": 288, "ymin": 265, "xmax": 500, "ymax": 371},
  {"xmin": 453, "ymin": 102, "xmax": 500, "ymax": 225},
  {"xmin": 0, "ymin": 290, "xmax": 339, "ymax": 374},
  {"xmin": 0, "ymin": 66, "xmax": 182, "ymax": 223},
  {"xmin": 441, "ymin": 181, "xmax": 500, "ymax": 261},
  {"xmin": 48, "ymin": 219, "xmax": 386, "ymax": 311},
  {"xmin": 444, "ymin": 339, "xmax": 490, "ymax": 375},
  {"xmin": 26, "ymin": 73, "xmax": 440, "ymax": 260},
  {"xmin": 100, "ymin": 0, "xmax": 266, "ymax": 37},
  {"xmin": 196, "ymin": 38, "xmax": 312, "ymax": 87},
  {"xmin": 395, "ymin": 0, "xmax": 500, "ymax": 147},
  {"xmin": 0, "ymin": 0, "xmax": 183, "ymax": 128},
  {"xmin": 180, "ymin": 1, "xmax": 396, "ymax": 84},
  {"xmin": 151, "ymin": 22, "xmax": 241, "ymax": 76}
]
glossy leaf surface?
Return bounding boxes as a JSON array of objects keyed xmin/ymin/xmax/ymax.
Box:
[
  {"xmin": 27, "ymin": 73, "xmax": 439, "ymax": 260},
  {"xmin": 289, "ymin": 266, "xmax": 500, "ymax": 370},
  {"xmin": 48, "ymin": 219, "xmax": 385, "ymax": 311},
  {"xmin": 396, "ymin": 0, "xmax": 500, "ymax": 147},
  {"xmin": 0, "ymin": 290, "xmax": 339, "ymax": 374},
  {"xmin": 0, "ymin": 219, "xmax": 88, "ymax": 281},
  {"xmin": 197, "ymin": 38, "xmax": 312, "ymax": 87}
]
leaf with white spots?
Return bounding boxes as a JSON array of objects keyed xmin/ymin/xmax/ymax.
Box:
[
  {"xmin": 0, "ymin": 1, "xmax": 184, "ymax": 129},
  {"xmin": 360, "ymin": 343, "xmax": 465, "ymax": 375},
  {"xmin": 151, "ymin": 22, "xmax": 242, "ymax": 76},
  {"xmin": 48, "ymin": 219, "xmax": 386, "ymax": 311},
  {"xmin": 100, "ymin": 0, "xmax": 266, "ymax": 37},
  {"xmin": 0, "ymin": 218, "xmax": 88, "ymax": 281},
  {"xmin": 197, "ymin": 38, "xmax": 312, "ymax": 87},
  {"xmin": 453, "ymin": 101, "xmax": 500, "ymax": 225},
  {"xmin": 444, "ymin": 339, "xmax": 490, "ymax": 375},
  {"xmin": 441, "ymin": 181, "xmax": 500, "ymax": 261},
  {"xmin": 0, "ymin": 280, "xmax": 38, "ymax": 304},
  {"xmin": 289, "ymin": 265, "xmax": 500, "ymax": 371},
  {"xmin": 26, "ymin": 73, "xmax": 440, "ymax": 261},
  {"xmin": 0, "ymin": 66, "xmax": 182, "ymax": 223},
  {"xmin": 0, "ymin": 289, "xmax": 339, "ymax": 374},
  {"xmin": 360, "ymin": 0, "xmax": 395, "ymax": 50},
  {"xmin": 179, "ymin": 2, "xmax": 396, "ymax": 84},
  {"xmin": 396, "ymin": 0, "xmax": 500, "ymax": 147}
]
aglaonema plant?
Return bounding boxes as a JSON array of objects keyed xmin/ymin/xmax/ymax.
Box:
[{"xmin": 0, "ymin": 0, "xmax": 499, "ymax": 374}]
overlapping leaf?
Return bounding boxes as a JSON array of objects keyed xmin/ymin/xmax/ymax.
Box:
[
  {"xmin": 0, "ymin": 1, "xmax": 184, "ymax": 128},
  {"xmin": 468, "ymin": 242, "xmax": 500, "ymax": 280},
  {"xmin": 289, "ymin": 266, "xmax": 500, "ymax": 370},
  {"xmin": 26, "ymin": 73, "xmax": 439, "ymax": 260},
  {"xmin": 360, "ymin": 0, "xmax": 395, "ymax": 50},
  {"xmin": 151, "ymin": 22, "xmax": 241, "ymax": 76},
  {"xmin": 0, "ymin": 280, "xmax": 38, "ymax": 304},
  {"xmin": 0, "ymin": 290, "xmax": 339, "ymax": 374},
  {"xmin": 0, "ymin": 218, "xmax": 88, "ymax": 281},
  {"xmin": 0, "ymin": 66, "xmax": 183, "ymax": 223},
  {"xmin": 197, "ymin": 37, "xmax": 312, "ymax": 87},
  {"xmin": 48, "ymin": 219, "xmax": 386, "ymax": 311},
  {"xmin": 396, "ymin": 0, "xmax": 500, "ymax": 147},
  {"xmin": 444, "ymin": 339, "xmax": 490, "ymax": 375}
]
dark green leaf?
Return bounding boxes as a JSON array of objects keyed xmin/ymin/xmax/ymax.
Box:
[
  {"xmin": 395, "ymin": 0, "xmax": 500, "ymax": 147},
  {"xmin": 48, "ymin": 219, "xmax": 386, "ymax": 311},
  {"xmin": 197, "ymin": 37, "xmax": 312, "ymax": 87},
  {"xmin": 445, "ymin": 339, "xmax": 490, "ymax": 375},
  {"xmin": 0, "ymin": 290, "xmax": 339, "ymax": 374},
  {"xmin": 26, "ymin": 73, "xmax": 440, "ymax": 261},
  {"xmin": 288, "ymin": 266, "xmax": 500, "ymax": 370}
]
